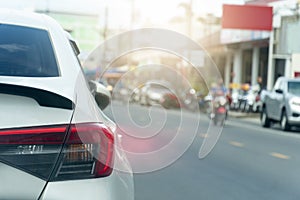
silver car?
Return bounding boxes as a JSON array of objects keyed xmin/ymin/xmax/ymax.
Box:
[{"xmin": 261, "ymin": 77, "xmax": 300, "ymax": 131}]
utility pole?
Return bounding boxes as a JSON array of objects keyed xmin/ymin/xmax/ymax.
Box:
[
  {"xmin": 45, "ymin": 0, "xmax": 50, "ymax": 13},
  {"xmin": 103, "ymin": 5, "xmax": 108, "ymax": 40},
  {"xmin": 267, "ymin": 28, "xmax": 274, "ymax": 90},
  {"xmin": 178, "ymin": 0, "xmax": 193, "ymax": 38},
  {"xmin": 187, "ymin": 0, "xmax": 193, "ymax": 38},
  {"xmin": 131, "ymin": 0, "xmax": 135, "ymax": 29}
]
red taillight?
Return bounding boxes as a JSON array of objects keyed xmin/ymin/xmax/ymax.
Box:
[
  {"xmin": 168, "ymin": 93, "xmax": 177, "ymax": 100},
  {"xmin": 0, "ymin": 126, "xmax": 67, "ymax": 145},
  {"xmin": 0, "ymin": 123, "xmax": 114, "ymax": 181},
  {"xmin": 53, "ymin": 123, "xmax": 114, "ymax": 181},
  {"xmin": 217, "ymin": 107, "xmax": 226, "ymax": 114},
  {"xmin": 255, "ymin": 95, "xmax": 260, "ymax": 102}
]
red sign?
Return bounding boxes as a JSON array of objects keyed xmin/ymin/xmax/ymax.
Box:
[
  {"xmin": 222, "ymin": 4, "xmax": 273, "ymax": 31},
  {"xmin": 294, "ymin": 72, "xmax": 300, "ymax": 77}
]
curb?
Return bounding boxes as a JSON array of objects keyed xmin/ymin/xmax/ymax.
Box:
[
  {"xmin": 228, "ymin": 111, "xmax": 261, "ymax": 126},
  {"xmin": 228, "ymin": 111, "xmax": 260, "ymax": 118}
]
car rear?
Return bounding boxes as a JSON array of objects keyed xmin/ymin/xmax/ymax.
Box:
[{"xmin": 0, "ymin": 10, "xmax": 133, "ymax": 200}]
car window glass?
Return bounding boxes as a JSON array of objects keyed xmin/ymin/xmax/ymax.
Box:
[
  {"xmin": 288, "ymin": 82, "xmax": 300, "ymax": 95},
  {"xmin": 0, "ymin": 24, "xmax": 59, "ymax": 77}
]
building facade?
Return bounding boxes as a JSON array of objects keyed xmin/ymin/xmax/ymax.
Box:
[{"xmin": 201, "ymin": 0, "xmax": 300, "ymax": 91}]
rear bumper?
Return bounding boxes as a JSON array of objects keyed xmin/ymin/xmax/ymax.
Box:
[{"xmin": 40, "ymin": 170, "xmax": 134, "ymax": 200}]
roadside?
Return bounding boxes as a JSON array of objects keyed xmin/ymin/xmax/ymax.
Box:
[
  {"xmin": 228, "ymin": 111, "xmax": 260, "ymax": 126},
  {"xmin": 229, "ymin": 111, "xmax": 300, "ymax": 133}
]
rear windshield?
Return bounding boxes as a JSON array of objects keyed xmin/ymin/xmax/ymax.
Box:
[{"xmin": 0, "ymin": 24, "xmax": 59, "ymax": 77}]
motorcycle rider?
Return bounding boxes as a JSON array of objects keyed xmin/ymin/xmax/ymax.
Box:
[{"xmin": 209, "ymin": 79, "xmax": 228, "ymax": 121}]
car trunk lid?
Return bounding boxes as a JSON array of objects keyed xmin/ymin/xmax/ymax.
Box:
[{"xmin": 0, "ymin": 83, "xmax": 74, "ymax": 199}]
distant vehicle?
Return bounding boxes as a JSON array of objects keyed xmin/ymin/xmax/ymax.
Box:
[
  {"xmin": 160, "ymin": 92, "xmax": 180, "ymax": 109},
  {"xmin": 237, "ymin": 89, "xmax": 248, "ymax": 111},
  {"xmin": 212, "ymin": 94, "xmax": 228, "ymax": 126},
  {"xmin": 99, "ymin": 78, "xmax": 114, "ymax": 94},
  {"xmin": 203, "ymin": 94, "xmax": 213, "ymax": 114},
  {"xmin": 129, "ymin": 87, "xmax": 140, "ymax": 103},
  {"xmin": 229, "ymin": 89, "xmax": 239, "ymax": 110},
  {"xmin": 182, "ymin": 88, "xmax": 198, "ymax": 111},
  {"xmin": 261, "ymin": 77, "xmax": 300, "ymax": 131},
  {"xmin": 242, "ymin": 88, "xmax": 261, "ymax": 113},
  {"xmin": 0, "ymin": 10, "xmax": 133, "ymax": 200},
  {"xmin": 139, "ymin": 81, "xmax": 179, "ymax": 109},
  {"xmin": 229, "ymin": 88, "xmax": 261, "ymax": 113},
  {"xmin": 111, "ymin": 82, "xmax": 130, "ymax": 102}
]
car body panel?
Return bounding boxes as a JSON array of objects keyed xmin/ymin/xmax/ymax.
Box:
[
  {"xmin": 0, "ymin": 93, "xmax": 73, "ymax": 129},
  {"xmin": 0, "ymin": 93, "xmax": 73, "ymax": 199},
  {"xmin": 0, "ymin": 162, "xmax": 45, "ymax": 200},
  {"xmin": 40, "ymin": 170, "xmax": 134, "ymax": 200}
]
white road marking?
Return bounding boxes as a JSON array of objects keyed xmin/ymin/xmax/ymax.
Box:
[
  {"xmin": 229, "ymin": 141, "xmax": 244, "ymax": 148},
  {"xmin": 270, "ymin": 152, "xmax": 290, "ymax": 160},
  {"xmin": 199, "ymin": 133, "xmax": 209, "ymax": 138}
]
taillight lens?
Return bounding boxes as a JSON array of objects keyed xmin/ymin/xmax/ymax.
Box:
[
  {"xmin": 0, "ymin": 123, "xmax": 114, "ymax": 181},
  {"xmin": 52, "ymin": 123, "xmax": 114, "ymax": 181},
  {"xmin": 255, "ymin": 95, "xmax": 260, "ymax": 102}
]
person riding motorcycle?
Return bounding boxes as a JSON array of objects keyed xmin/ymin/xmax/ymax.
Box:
[{"xmin": 209, "ymin": 81, "xmax": 228, "ymax": 125}]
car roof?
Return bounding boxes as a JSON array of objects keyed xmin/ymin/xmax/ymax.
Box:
[
  {"xmin": 0, "ymin": 9, "xmax": 50, "ymax": 30},
  {"xmin": 277, "ymin": 77, "xmax": 300, "ymax": 82}
]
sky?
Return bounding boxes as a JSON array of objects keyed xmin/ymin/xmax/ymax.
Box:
[
  {"xmin": 0, "ymin": 0, "xmax": 245, "ymax": 19},
  {"xmin": 0, "ymin": 0, "xmax": 246, "ymax": 30}
]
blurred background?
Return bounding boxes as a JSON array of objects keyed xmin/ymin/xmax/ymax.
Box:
[{"xmin": 2, "ymin": 0, "xmax": 300, "ymax": 112}]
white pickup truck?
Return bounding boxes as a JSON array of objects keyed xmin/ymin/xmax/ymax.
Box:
[{"xmin": 261, "ymin": 77, "xmax": 300, "ymax": 131}]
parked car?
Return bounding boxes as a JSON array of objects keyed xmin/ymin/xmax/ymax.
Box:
[
  {"xmin": 261, "ymin": 77, "xmax": 300, "ymax": 131},
  {"xmin": 139, "ymin": 81, "xmax": 179, "ymax": 109},
  {"xmin": 129, "ymin": 87, "xmax": 141, "ymax": 103},
  {"xmin": 0, "ymin": 10, "xmax": 133, "ymax": 200},
  {"xmin": 160, "ymin": 92, "xmax": 180, "ymax": 109}
]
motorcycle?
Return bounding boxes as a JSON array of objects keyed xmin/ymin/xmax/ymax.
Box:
[
  {"xmin": 242, "ymin": 87, "xmax": 262, "ymax": 113},
  {"xmin": 229, "ymin": 89, "xmax": 240, "ymax": 110},
  {"xmin": 202, "ymin": 94, "xmax": 213, "ymax": 115},
  {"xmin": 182, "ymin": 88, "xmax": 198, "ymax": 112},
  {"xmin": 212, "ymin": 95, "xmax": 228, "ymax": 126}
]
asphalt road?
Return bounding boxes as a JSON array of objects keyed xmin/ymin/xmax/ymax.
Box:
[{"xmin": 104, "ymin": 101, "xmax": 300, "ymax": 200}]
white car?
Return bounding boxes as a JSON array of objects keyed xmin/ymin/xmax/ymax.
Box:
[{"xmin": 0, "ymin": 10, "xmax": 133, "ymax": 200}]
